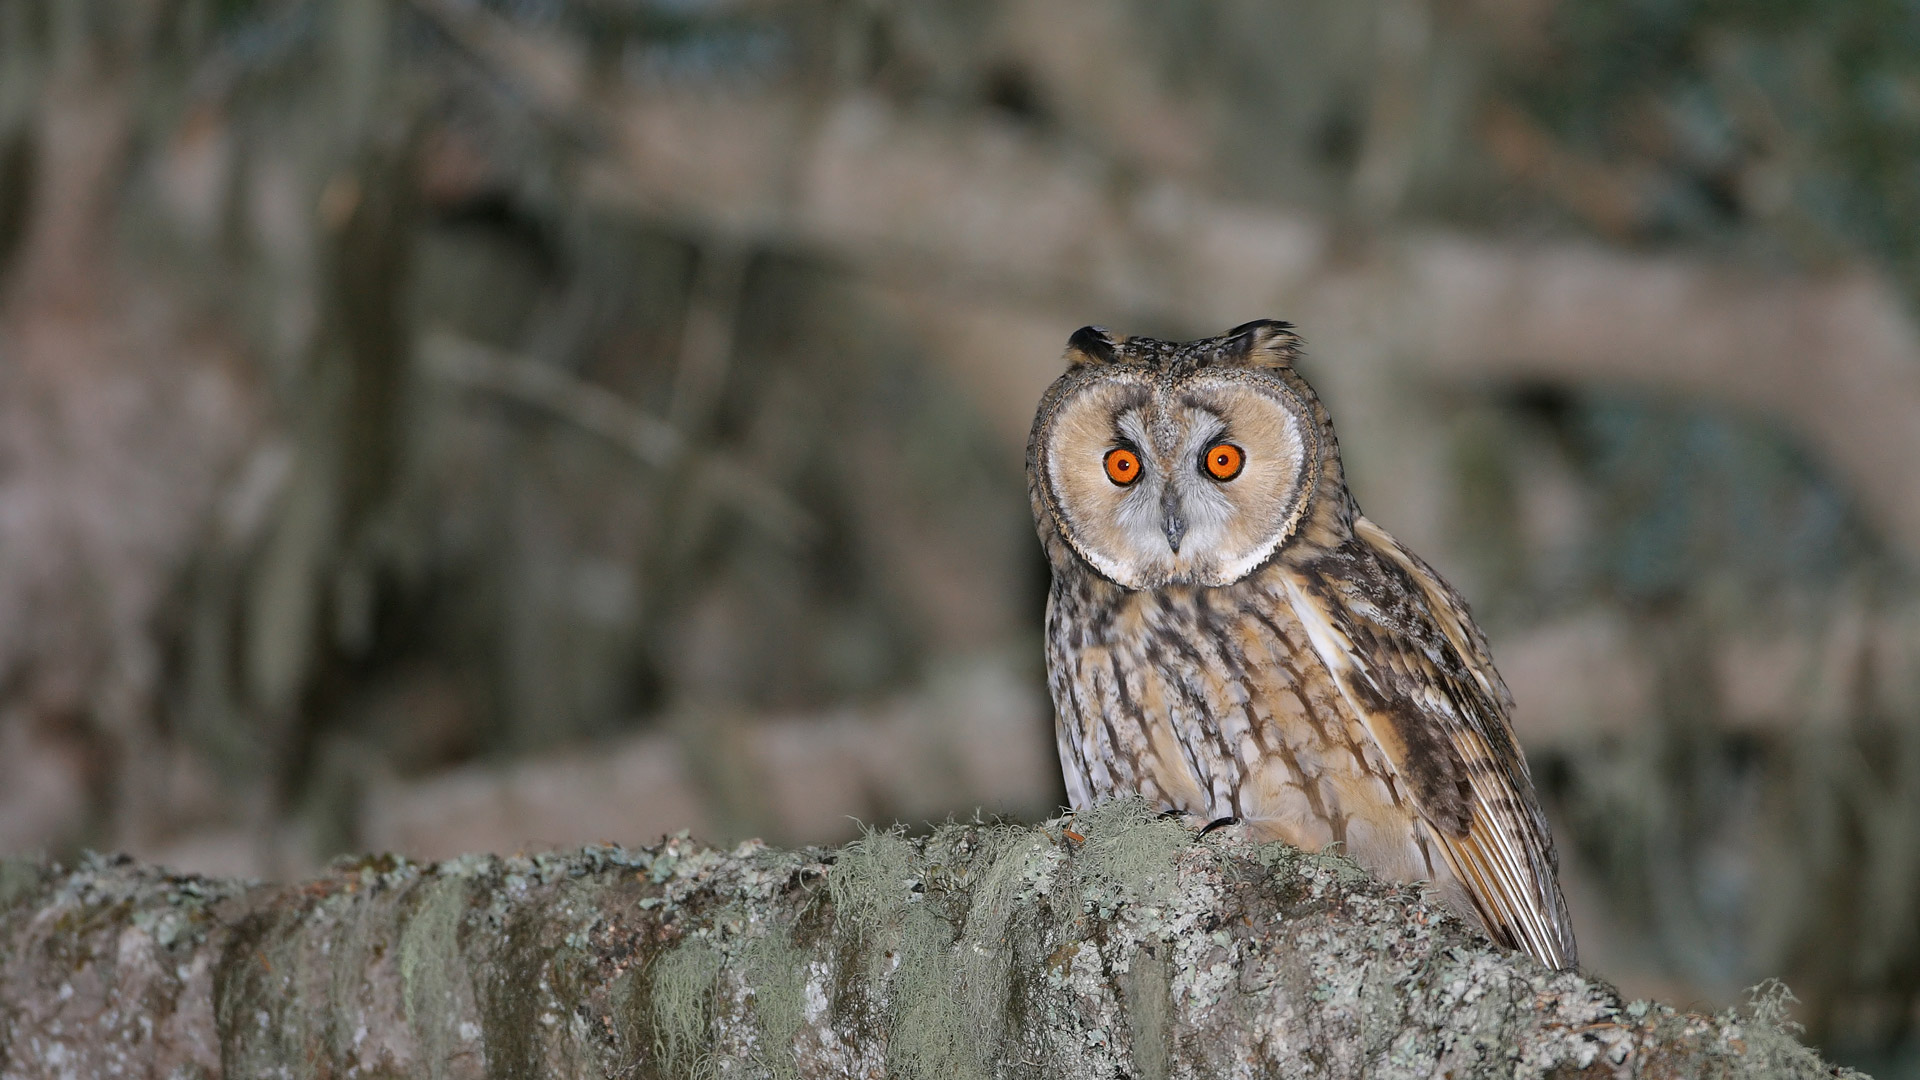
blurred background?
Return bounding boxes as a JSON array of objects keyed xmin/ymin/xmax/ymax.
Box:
[{"xmin": 3, "ymin": 0, "xmax": 1920, "ymax": 1071}]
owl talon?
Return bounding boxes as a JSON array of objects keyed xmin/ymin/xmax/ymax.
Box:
[{"xmin": 1200, "ymin": 816, "xmax": 1240, "ymax": 835}]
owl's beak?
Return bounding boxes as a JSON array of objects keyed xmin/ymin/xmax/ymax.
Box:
[{"xmin": 1161, "ymin": 492, "xmax": 1187, "ymax": 554}]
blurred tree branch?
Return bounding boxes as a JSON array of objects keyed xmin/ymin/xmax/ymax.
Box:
[
  {"xmin": 418, "ymin": 329, "xmax": 817, "ymax": 545},
  {"xmin": 408, "ymin": 0, "xmax": 1920, "ymax": 567},
  {"xmin": 601, "ymin": 89, "xmax": 1920, "ymax": 563},
  {"xmin": 397, "ymin": 0, "xmax": 1920, "ymax": 566}
]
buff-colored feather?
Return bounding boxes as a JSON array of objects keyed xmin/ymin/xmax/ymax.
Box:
[{"xmin": 1031, "ymin": 322, "xmax": 1578, "ymax": 970}]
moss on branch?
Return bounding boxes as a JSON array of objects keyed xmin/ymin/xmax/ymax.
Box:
[{"xmin": 0, "ymin": 801, "xmax": 1854, "ymax": 1078}]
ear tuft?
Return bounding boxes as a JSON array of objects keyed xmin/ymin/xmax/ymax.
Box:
[
  {"xmin": 1223, "ymin": 319, "xmax": 1303, "ymax": 368},
  {"xmin": 1065, "ymin": 325, "xmax": 1119, "ymax": 367}
]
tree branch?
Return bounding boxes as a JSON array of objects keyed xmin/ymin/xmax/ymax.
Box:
[
  {"xmin": 572, "ymin": 83, "xmax": 1920, "ymax": 566},
  {"xmin": 0, "ymin": 803, "xmax": 1850, "ymax": 1078},
  {"xmin": 417, "ymin": 329, "xmax": 818, "ymax": 546}
]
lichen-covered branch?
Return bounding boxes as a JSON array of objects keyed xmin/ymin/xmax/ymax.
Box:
[{"xmin": 0, "ymin": 802, "xmax": 1851, "ymax": 1079}]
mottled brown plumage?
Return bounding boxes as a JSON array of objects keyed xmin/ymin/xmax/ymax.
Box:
[{"xmin": 1028, "ymin": 321, "xmax": 1577, "ymax": 969}]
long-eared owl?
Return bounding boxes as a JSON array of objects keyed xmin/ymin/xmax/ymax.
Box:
[{"xmin": 1027, "ymin": 320, "xmax": 1577, "ymax": 969}]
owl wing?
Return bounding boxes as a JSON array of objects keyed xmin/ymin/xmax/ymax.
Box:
[{"xmin": 1279, "ymin": 515, "xmax": 1577, "ymax": 970}]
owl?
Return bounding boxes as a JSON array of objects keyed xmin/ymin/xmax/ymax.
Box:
[{"xmin": 1027, "ymin": 320, "xmax": 1577, "ymax": 970}]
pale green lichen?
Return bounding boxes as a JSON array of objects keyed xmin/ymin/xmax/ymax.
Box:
[
  {"xmin": 650, "ymin": 934, "xmax": 725, "ymax": 1078},
  {"xmin": 1117, "ymin": 944, "xmax": 1173, "ymax": 1080},
  {"xmin": 825, "ymin": 824, "xmax": 917, "ymax": 939},
  {"xmin": 885, "ymin": 903, "xmax": 986, "ymax": 1080},
  {"xmin": 1069, "ymin": 798, "xmax": 1190, "ymax": 912},
  {"xmin": 323, "ymin": 887, "xmax": 390, "ymax": 1065},
  {"xmin": 740, "ymin": 927, "xmax": 809, "ymax": 1078},
  {"xmin": 399, "ymin": 874, "xmax": 468, "ymax": 1079},
  {"xmin": 820, "ymin": 823, "xmax": 1063, "ymax": 1080},
  {"xmin": 1724, "ymin": 979, "xmax": 1854, "ymax": 1078},
  {"xmin": 957, "ymin": 829, "xmax": 1054, "ymax": 1005},
  {"xmin": 0, "ymin": 857, "xmax": 48, "ymax": 913}
]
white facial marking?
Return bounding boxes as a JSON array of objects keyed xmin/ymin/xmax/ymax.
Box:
[{"xmin": 1042, "ymin": 369, "xmax": 1314, "ymax": 590}]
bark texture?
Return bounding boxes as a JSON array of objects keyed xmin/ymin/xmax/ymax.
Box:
[{"xmin": 0, "ymin": 801, "xmax": 1852, "ymax": 1079}]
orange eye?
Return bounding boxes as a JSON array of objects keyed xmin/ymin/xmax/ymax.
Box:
[
  {"xmin": 1203, "ymin": 442, "xmax": 1244, "ymax": 481},
  {"xmin": 1104, "ymin": 447, "xmax": 1141, "ymax": 486}
]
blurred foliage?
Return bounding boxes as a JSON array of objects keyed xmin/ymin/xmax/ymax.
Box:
[
  {"xmin": 1510, "ymin": 0, "xmax": 1920, "ymax": 273},
  {"xmin": 1488, "ymin": 7, "xmax": 1920, "ymax": 1069},
  {"xmin": 0, "ymin": 0, "xmax": 1037, "ymax": 843}
]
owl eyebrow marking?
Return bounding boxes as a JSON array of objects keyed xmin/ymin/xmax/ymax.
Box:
[
  {"xmin": 1176, "ymin": 390, "xmax": 1227, "ymax": 414},
  {"xmin": 1174, "ymin": 395, "xmax": 1231, "ymax": 439},
  {"xmin": 1112, "ymin": 411, "xmax": 1159, "ymax": 464}
]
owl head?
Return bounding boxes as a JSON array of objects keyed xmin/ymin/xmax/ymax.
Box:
[{"xmin": 1027, "ymin": 320, "xmax": 1344, "ymax": 590}]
